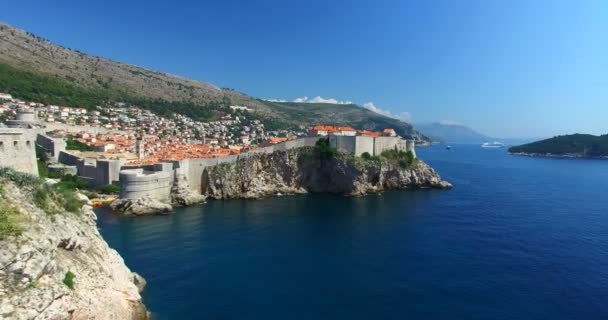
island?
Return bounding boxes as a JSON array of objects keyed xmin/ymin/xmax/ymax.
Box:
[{"xmin": 508, "ymin": 134, "xmax": 608, "ymax": 158}]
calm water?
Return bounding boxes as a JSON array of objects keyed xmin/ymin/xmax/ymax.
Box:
[{"xmin": 96, "ymin": 145, "xmax": 608, "ymax": 319}]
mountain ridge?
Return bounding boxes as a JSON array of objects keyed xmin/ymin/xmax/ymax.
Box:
[
  {"xmin": 415, "ymin": 122, "xmax": 491, "ymax": 144},
  {"xmin": 0, "ymin": 21, "xmax": 424, "ymax": 139}
]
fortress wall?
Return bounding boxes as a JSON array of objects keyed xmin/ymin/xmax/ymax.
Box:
[
  {"xmin": 58, "ymin": 151, "xmax": 83, "ymax": 167},
  {"xmin": 36, "ymin": 134, "xmax": 67, "ymax": 161},
  {"xmin": 329, "ymin": 135, "xmax": 356, "ymax": 154},
  {"xmin": 374, "ymin": 136, "xmax": 403, "ymax": 155},
  {"xmin": 177, "ymin": 158, "xmax": 218, "ymax": 193},
  {"xmin": 355, "ymin": 136, "xmax": 375, "ymax": 156},
  {"xmin": 57, "ymin": 151, "xmax": 121, "ymax": 186},
  {"xmin": 0, "ymin": 128, "xmax": 38, "ymax": 176},
  {"xmin": 96, "ymin": 160, "xmax": 122, "ymax": 186},
  {"xmin": 406, "ymin": 140, "xmax": 416, "ymax": 158},
  {"xmin": 118, "ymin": 169, "xmax": 174, "ymax": 201},
  {"xmin": 48, "ymin": 164, "xmax": 78, "ymax": 176}
]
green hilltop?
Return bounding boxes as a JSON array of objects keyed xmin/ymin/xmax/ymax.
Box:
[{"xmin": 509, "ymin": 134, "xmax": 608, "ymax": 157}]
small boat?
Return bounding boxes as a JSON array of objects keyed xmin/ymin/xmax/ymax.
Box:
[
  {"xmin": 481, "ymin": 141, "xmax": 505, "ymax": 148},
  {"xmin": 446, "ymin": 145, "xmax": 451, "ymax": 150}
]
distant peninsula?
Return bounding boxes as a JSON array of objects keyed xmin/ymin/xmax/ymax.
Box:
[{"xmin": 508, "ymin": 134, "xmax": 608, "ymax": 158}]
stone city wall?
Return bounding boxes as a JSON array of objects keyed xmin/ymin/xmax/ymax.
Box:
[
  {"xmin": 373, "ymin": 136, "xmax": 408, "ymax": 156},
  {"xmin": 329, "ymin": 135, "xmax": 414, "ymax": 158},
  {"xmin": 118, "ymin": 167, "xmax": 174, "ymax": 201},
  {"xmin": 0, "ymin": 128, "xmax": 38, "ymax": 176},
  {"xmin": 36, "ymin": 134, "xmax": 67, "ymax": 161},
  {"xmin": 57, "ymin": 151, "xmax": 123, "ymax": 187}
]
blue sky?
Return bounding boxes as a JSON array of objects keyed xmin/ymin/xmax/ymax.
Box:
[{"xmin": 1, "ymin": 0, "xmax": 607, "ymax": 138}]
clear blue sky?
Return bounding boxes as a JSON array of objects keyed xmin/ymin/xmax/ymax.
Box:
[{"xmin": 1, "ymin": 0, "xmax": 607, "ymax": 138}]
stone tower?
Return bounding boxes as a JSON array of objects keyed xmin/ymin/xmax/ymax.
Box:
[{"xmin": 136, "ymin": 131, "xmax": 145, "ymax": 160}]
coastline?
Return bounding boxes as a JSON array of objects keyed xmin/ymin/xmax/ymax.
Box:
[{"xmin": 509, "ymin": 152, "xmax": 608, "ymax": 160}]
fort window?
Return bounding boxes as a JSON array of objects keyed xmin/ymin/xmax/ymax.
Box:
[
  {"xmin": 13, "ymin": 141, "xmax": 18, "ymax": 149},
  {"xmin": 0, "ymin": 141, "xmax": 3, "ymax": 151},
  {"xmin": 26, "ymin": 141, "xmax": 31, "ymax": 148}
]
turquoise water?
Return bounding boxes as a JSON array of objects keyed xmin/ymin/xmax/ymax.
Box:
[{"xmin": 96, "ymin": 145, "xmax": 608, "ymax": 319}]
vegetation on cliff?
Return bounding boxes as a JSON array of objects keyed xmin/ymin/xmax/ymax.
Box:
[
  {"xmin": 0, "ymin": 167, "xmax": 147, "ymax": 319},
  {"xmin": 509, "ymin": 134, "xmax": 608, "ymax": 157}
]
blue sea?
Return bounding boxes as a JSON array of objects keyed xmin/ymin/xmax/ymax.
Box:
[{"xmin": 96, "ymin": 145, "xmax": 608, "ymax": 319}]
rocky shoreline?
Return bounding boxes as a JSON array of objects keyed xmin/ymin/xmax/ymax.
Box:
[
  {"xmin": 201, "ymin": 147, "xmax": 451, "ymax": 200},
  {"xmin": 0, "ymin": 180, "xmax": 148, "ymax": 320},
  {"xmin": 108, "ymin": 147, "xmax": 451, "ymax": 215}
]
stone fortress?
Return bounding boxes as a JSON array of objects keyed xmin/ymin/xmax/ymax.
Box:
[
  {"xmin": 1, "ymin": 112, "xmax": 416, "ymax": 206},
  {"xmin": 0, "ymin": 128, "xmax": 39, "ymax": 176}
]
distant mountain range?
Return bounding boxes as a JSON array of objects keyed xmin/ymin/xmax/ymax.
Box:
[
  {"xmin": 414, "ymin": 122, "xmax": 492, "ymax": 144},
  {"xmin": 0, "ymin": 22, "xmax": 423, "ymax": 139}
]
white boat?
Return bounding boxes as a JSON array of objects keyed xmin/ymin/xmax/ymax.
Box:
[{"xmin": 481, "ymin": 141, "xmax": 505, "ymax": 148}]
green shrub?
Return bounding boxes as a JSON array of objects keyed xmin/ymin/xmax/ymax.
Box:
[
  {"xmin": 81, "ymin": 190, "xmax": 99, "ymax": 199},
  {"xmin": 0, "ymin": 167, "xmax": 42, "ymax": 187},
  {"xmin": 36, "ymin": 144, "xmax": 49, "ymax": 162},
  {"xmin": 33, "ymin": 184, "xmax": 82, "ymax": 215},
  {"xmin": 33, "ymin": 186, "xmax": 51, "ymax": 213},
  {"xmin": 380, "ymin": 149, "xmax": 415, "ymax": 168},
  {"xmin": 0, "ymin": 196, "xmax": 24, "ymax": 240},
  {"xmin": 315, "ymin": 138, "xmax": 336, "ymax": 160},
  {"xmin": 361, "ymin": 152, "xmax": 380, "ymax": 162},
  {"xmin": 47, "ymin": 171, "xmax": 62, "ymax": 179},
  {"xmin": 98, "ymin": 184, "xmax": 120, "ymax": 194},
  {"xmin": 63, "ymin": 271, "xmax": 75, "ymax": 290},
  {"xmin": 65, "ymin": 138, "xmax": 94, "ymax": 151},
  {"xmin": 53, "ymin": 185, "xmax": 81, "ymax": 213},
  {"xmin": 57, "ymin": 174, "xmax": 91, "ymax": 190},
  {"xmin": 38, "ymin": 160, "xmax": 49, "ymax": 177},
  {"xmin": 25, "ymin": 281, "xmax": 37, "ymax": 289}
]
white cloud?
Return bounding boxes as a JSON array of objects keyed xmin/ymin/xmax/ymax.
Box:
[
  {"xmin": 363, "ymin": 102, "xmax": 412, "ymax": 123},
  {"xmin": 264, "ymin": 98, "xmax": 288, "ymax": 103},
  {"xmin": 292, "ymin": 96, "xmax": 353, "ymax": 104}
]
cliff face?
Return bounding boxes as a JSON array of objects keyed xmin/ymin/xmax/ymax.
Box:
[
  {"xmin": 0, "ymin": 180, "xmax": 147, "ymax": 320},
  {"xmin": 201, "ymin": 147, "xmax": 451, "ymax": 199}
]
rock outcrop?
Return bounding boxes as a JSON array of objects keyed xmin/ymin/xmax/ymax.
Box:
[
  {"xmin": 171, "ymin": 172, "xmax": 206, "ymax": 206},
  {"xmin": 0, "ymin": 181, "xmax": 147, "ymax": 320},
  {"xmin": 110, "ymin": 196, "xmax": 173, "ymax": 216},
  {"xmin": 202, "ymin": 147, "xmax": 451, "ymax": 199}
]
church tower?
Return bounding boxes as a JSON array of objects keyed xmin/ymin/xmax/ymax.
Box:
[{"xmin": 136, "ymin": 131, "xmax": 145, "ymax": 160}]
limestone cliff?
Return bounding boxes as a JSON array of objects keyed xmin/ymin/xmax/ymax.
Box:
[
  {"xmin": 0, "ymin": 177, "xmax": 147, "ymax": 319},
  {"xmin": 201, "ymin": 147, "xmax": 451, "ymax": 199}
]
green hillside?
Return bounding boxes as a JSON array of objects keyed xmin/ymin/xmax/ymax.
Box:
[
  {"xmin": 0, "ymin": 21, "xmax": 424, "ymax": 138},
  {"xmin": 509, "ymin": 134, "xmax": 608, "ymax": 157}
]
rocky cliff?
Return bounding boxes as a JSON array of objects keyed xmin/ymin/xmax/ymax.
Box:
[
  {"xmin": 201, "ymin": 147, "xmax": 451, "ymax": 199},
  {"xmin": 0, "ymin": 175, "xmax": 147, "ymax": 319}
]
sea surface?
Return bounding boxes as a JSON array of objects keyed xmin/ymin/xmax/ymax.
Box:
[{"xmin": 96, "ymin": 145, "xmax": 608, "ymax": 320}]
